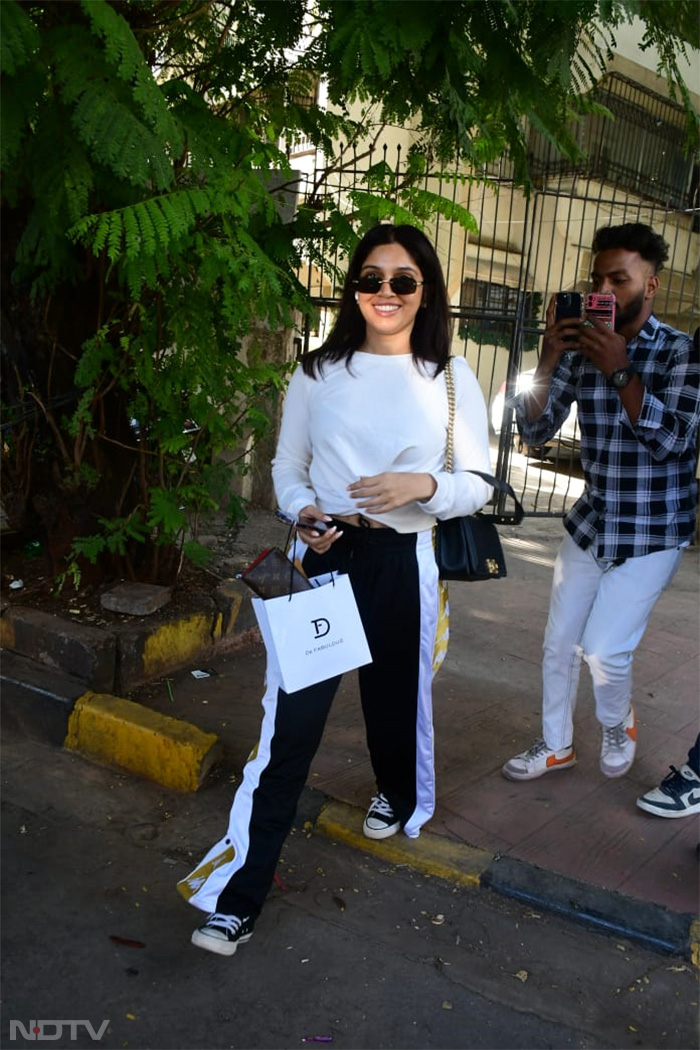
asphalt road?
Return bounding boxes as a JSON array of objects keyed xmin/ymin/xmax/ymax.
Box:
[{"xmin": 2, "ymin": 729, "xmax": 697, "ymax": 1050}]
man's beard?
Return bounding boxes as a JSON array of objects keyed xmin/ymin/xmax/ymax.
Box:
[{"xmin": 614, "ymin": 290, "xmax": 645, "ymax": 331}]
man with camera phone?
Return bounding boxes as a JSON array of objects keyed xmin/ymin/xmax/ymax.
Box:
[{"xmin": 502, "ymin": 223, "xmax": 699, "ymax": 784}]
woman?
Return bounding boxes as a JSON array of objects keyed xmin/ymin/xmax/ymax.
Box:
[{"xmin": 179, "ymin": 223, "xmax": 493, "ymax": 956}]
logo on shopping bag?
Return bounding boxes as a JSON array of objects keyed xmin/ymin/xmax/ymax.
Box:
[{"xmin": 311, "ymin": 617, "xmax": 330, "ymax": 638}]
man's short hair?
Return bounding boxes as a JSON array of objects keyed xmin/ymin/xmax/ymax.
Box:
[{"xmin": 592, "ymin": 223, "xmax": 669, "ymax": 273}]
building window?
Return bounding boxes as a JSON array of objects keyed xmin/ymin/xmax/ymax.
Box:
[
  {"xmin": 458, "ymin": 279, "xmax": 542, "ymax": 351},
  {"xmin": 528, "ymin": 73, "xmax": 696, "ymax": 209}
]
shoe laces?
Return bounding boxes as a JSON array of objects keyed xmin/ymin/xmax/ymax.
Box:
[
  {"xmin": 662, "ymin": 764, "xmax": 697, "ymax": 787},
  {"xmin": 369, "ymin": 792, "xmax": 394, "ymax": 818},
  {"xmin": 524, "ymin": 739, "xmax": 550, "ymax": 759},
  {"xmin": 602, "ymin": 723, "xmax": 629, "ymax": 752},
  {"xmin": 206, "ymin": 912, "xmax": 246, "ymax": 935}
]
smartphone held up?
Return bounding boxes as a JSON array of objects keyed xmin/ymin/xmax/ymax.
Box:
[
  {"xmin": 585, "ymin": 292, "xmax": 616, "ymax": 330},
  {"xmin": 554, "ymin": 290, "xmax": 616, "ymax": 348},
  {"xmin": 555, "ymin": 291, "xmax": 582, "ymax": 347},
  {"xmin": 555, "ymin": 291, "xmax": 582, "ymax": 323}
]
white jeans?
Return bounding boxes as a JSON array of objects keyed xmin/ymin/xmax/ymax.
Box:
[{"xmin": 542, "ymin": 533, "xmax": 684, "ymax": 751}]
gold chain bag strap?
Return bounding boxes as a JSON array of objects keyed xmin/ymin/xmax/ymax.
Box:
[{"xmin": 435, "ymin": 358, "xmax": 523, "ymax": 581}]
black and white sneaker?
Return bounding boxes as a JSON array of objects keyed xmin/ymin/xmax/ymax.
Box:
[
  {"xmin": 363, "ymin": 792, "xmax": 401, "ymax": 840},
  {"xmin": 191, "ymin": 912, "xmax": 254, "ymax": 956},
  {"xmin": 636, "ymin": 764, "xmax": 700, "ymax": 818}
]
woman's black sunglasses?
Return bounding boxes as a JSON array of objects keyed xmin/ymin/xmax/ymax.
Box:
[{"xmin": 352, "ymin": 274, "xmax": 425, "ymax": 296}]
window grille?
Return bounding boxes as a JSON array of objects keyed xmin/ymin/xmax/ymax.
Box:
[
  {"xmin": 528, "ymin": 72, "xmax": 697, "ymax": 209},
  {"xmin": 458, "ymin": 280, "xmax": 542, "ymax": 351}
]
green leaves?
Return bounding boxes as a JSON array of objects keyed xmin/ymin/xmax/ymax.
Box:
[
  {"xmin": 50, "ymin": 22, "xmax": 175, "ymax": 191},
  {"xmin": 317, "ymin": 0, "xmax": 698, "ymax": 173},
  {"xmin": 0, "ymin": 0, "xmax": 39, "ymax": 76},
  {"xmin": 80, "ymin": 0, "xmax": 182, "ymax": 151},
  {"xmin": 2, "ymin": 0, "xmax": 696, "ymax": 586},
  {"xmin": 72, "ymin": 188, "xmax": 208, "ymax": 260},
  {"xmin": 70, "ymin": 513, "xmax": 151, "ymax": 562}
]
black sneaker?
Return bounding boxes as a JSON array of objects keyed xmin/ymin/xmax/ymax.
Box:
[
  {"xmin": 363, "ymin": 792, "xmax": 401, "ymax": 840},
  {"xmin": 636, "ymin": 764, "xmax": 700, "ymax": 818},
  {"xmin": 191, "ymin": 912, "xmax": 254, "ymax": 956}
]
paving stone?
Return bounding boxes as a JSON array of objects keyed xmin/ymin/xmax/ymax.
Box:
[{"xmin": 101, "ymin": 582, "xmax": 172, "ymax": 615}]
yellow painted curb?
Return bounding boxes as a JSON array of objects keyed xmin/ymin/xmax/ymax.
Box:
[
  {"xmin": 315, "ymin": 799, "xmax": 494, "ymax": 888},
  {"xmin": 65, "ymin": 691, "xmax": 222, "ymax": 792},
  {"xmin": 141, "ymin": 613, "xmax": 214, "ymax": 678},
  {"xmin": 213, "ymin": 590, "xmax": 245, "ymax": 640}
]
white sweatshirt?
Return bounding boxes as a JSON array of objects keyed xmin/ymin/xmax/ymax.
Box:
[{"xmin": 272, "ymin": 352, "xmax": 493, "ymax": 534}]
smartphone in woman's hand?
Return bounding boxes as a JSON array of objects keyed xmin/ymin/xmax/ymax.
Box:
[{"xmin": 275, "ymin": 509, "xmax": 330, "ymax": 533}]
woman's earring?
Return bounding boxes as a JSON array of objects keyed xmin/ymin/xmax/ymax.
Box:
[{"xmin": 354, "ymin": 292, "xmax": 359, "ymax": 303}]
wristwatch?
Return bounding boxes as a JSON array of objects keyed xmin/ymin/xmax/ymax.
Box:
[{"xmin": 609, "ymin": 366, "xmax": 634, "ymax": 389}]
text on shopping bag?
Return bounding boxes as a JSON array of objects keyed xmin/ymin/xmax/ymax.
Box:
[{"xmin": 251, "ymin": 573, "xmax": 372, "ymax": 693}]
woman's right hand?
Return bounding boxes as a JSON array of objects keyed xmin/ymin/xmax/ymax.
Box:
[{"xmin": 296, "ymin": 505, "xmax": 342, "ymax": 554}]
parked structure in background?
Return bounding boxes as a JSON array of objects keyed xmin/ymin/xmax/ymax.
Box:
[{"xmin": 285, "ymin": 23, "xmax": 698, "ymax": 520}]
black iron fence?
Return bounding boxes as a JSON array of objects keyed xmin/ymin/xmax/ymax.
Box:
[{"xmin": 292, "ymin": 98, "xmax": 699, "ymax": 518}]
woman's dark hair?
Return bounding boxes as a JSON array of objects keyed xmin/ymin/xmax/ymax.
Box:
[
  {"xmin": 592, "ymin": 223, "xmax": 669, "ymax": 273},
  {"xmin": 301, "ymin": 224, "xmax": 452, "ymax": 378}
]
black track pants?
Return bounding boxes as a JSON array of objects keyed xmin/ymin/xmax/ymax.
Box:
[{"xmin": 177, "ymin": 525, "xmax": 441, "ymax": 919}]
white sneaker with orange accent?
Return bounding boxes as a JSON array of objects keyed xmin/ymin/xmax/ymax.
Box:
[
  {"xmin": 600, "ymin": 706, "xmax": 637, "ymax": 778},
  {"xmin": 501, "ymin": 739, "xmax": 576, "ymax": 781}
]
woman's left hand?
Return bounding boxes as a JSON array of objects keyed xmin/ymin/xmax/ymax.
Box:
[{"xmin": 348, "ymin": 472, "xmax": 437, "ymax": 513}]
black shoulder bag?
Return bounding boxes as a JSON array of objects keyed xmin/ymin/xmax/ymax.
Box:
[{"xmin": 435, "ymin": 358, "xmax": 524, "ymax": 581}]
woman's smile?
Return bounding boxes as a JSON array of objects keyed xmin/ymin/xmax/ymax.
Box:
[{"xmin": 356, "ymin": 242, "xmax": 423, "ymax": 352}]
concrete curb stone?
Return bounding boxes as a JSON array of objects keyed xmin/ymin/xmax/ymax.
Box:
[
  {"xmin": 0, "ymin": 606, "xmax": 117, "ymax": 692},
  {"xmin": 1, "ymin": 649, "xmax": 88, "ymax": 745},
  {"xmin": 1, "ymin": 583, "xmax": 256, "ymax": 794},
  {"xmin": 65, "ymin": 691, "xmax": 223, "ymax": 793},
  {"xmin": 0, "ymin": 581, "xmax": 256, "ymax": 695},
  {"xmin": 314, "ymin": 799, "xmax": 700, "ymax": 963}
]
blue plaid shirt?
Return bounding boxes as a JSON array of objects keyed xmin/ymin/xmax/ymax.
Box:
[{"xmin": 515, "ymin": 315, "xmax": 700, "ymax": 560}]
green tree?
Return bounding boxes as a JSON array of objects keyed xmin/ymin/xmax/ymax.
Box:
[{"xmin": 1, "ymin": 0, "xmax": 696, "ymax": 586}]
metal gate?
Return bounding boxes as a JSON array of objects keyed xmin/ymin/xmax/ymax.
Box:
[{"xmin": 293, "ymin": 78, "xmax": 699, "ymax": 519}]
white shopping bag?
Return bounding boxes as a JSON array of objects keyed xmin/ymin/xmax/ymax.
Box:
[{"xmin": 251, "ymin": 573, "xmax": 372, "ymax": 693}]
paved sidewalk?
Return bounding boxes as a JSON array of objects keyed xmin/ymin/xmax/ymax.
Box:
[{"xmin": 133, "ymin": 511, "xmax": 700, "ymax": 952}]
